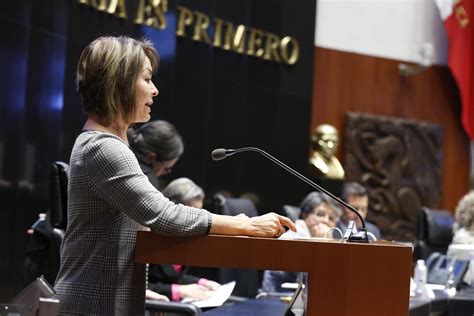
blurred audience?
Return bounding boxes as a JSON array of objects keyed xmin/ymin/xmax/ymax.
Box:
[
  {"xmin": 281, "ymin": 191, "xmax": 340, "ymax": 239},
  {"xmin": 451, "ymin": 190, "xmax": 474, "ymax": 245},
  {"xmin": 129, "ymin": 121, "xmax": 216, "ymax": 301},
  {"xmin": 128, "ymin": 120, "xmax": 186, "ymax": 301},
  {"xmin": 128, "ymin": 120, "xmax": 183, "ymax": 188},
  {"xmin": 239, "ymin": 192, "xmax": 261, "ymax": 210},
  {"xmin": 148, "ymin": 177, "xmax": 221, "ymax": 301},
  {"xmin": 260, "ymin": 191, "xmax": 340, "ymax": 293},
  {"xmin": 336, "ymin": 182, "xmax": 381, "ymax": 240}
]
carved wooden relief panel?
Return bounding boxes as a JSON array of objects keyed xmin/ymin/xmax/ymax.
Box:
[{"xmin": 344, "ymin": 112, "xmax": 443, "ymax": 241}]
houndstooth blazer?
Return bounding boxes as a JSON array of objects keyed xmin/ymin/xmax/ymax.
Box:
[{"xmin": 54, "ymin": 131, "xmax": 211, "ymax": 315}]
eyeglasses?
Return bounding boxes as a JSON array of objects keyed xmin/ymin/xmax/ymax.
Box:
[{"xmin": 310, "ymin": 209, "xmax": 337, "ymax": 222}]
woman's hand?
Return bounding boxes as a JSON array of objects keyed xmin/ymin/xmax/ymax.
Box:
[
  {"xmin": 309, "ymin": 222, "xmax": 331, "ymax": 238},
  {"xmin": 145, "ymin": 289, "xmax": 170, "ymax": 301},
  {"xmin": 201, "ymin": 279, "xmax": 221, "ymax": 291},
  {"xmin": 179, "ymin": 284, "xmax": 213, "ymax": 301},
  {"xmin": 247, "ymin": 213, "xmax": 296, "ymax": 238},
  {"xmin": 210, "ymin": 212, "xmax": 296, "ymax": 237}
]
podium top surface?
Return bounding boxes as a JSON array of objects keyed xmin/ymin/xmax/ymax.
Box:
[{"xmin": 135, "ymin": 231, "xmax": 412, "ymax": 271}]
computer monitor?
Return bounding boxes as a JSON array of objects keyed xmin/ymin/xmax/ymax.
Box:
[
  {"xmin": 284, "ymin": 281, "xmax": 305, "ymax": 316},
  {"xmin": 447, "ymin": 244, "xmax": 474, "ymax": 286}
]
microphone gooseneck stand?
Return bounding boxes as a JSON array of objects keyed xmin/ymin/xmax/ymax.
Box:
[{"xmin": 211, "ymin": 147, "xmax": 369, "ymax": 243}]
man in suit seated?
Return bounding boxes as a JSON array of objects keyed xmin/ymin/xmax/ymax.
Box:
[{"xmin": 336, "ymin": 182, "xmax": 382, "ymax": 240}]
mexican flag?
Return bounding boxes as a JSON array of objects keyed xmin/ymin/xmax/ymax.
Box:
[{"xmin": 436, "ymin": 0, "xmax": 474, "ymax": 140}]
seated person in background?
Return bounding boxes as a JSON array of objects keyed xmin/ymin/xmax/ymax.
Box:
[
  {"xmin": 260, "ymin": 191, "xmax": 341, "ymax": 293},
  {"xmin": 148, "ymin": 178, "xmax": 221, "ymax": 301},
  {"xmin": 451, "ymin": 190, "xmax": 474, "ymax": 245},
  {"xmin": 128, "ymin": 120, "xmax": 183, "ymax": 188},
  {"xmin": 128, "ymin": 120, "xmax": 185, "ymax": 301},
  {"xmin": 336, "ymin": 182, "xmax": 381, "ymax": 240}
]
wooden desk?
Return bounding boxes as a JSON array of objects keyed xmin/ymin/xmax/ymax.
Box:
[{"xmin": 135, "ymin": 232, "xmax": 412, "ymax": 316}]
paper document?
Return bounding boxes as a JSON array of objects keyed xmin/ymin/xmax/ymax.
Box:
[
  {"xmin": 182, "ymin": 281, "xmax": 236, "ymax": 308},
  {"xmin": 281, "ymin": 282, "xmax": 300, "ymax": 290}
]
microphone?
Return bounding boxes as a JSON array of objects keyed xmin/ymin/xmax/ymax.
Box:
[
  {"xmin": 211, "ymin": 148, "xmax": 236, "ymax": 161},
  {"xmin": 211, "ymin": 147, "xmax": 369, "ymax": 243}
]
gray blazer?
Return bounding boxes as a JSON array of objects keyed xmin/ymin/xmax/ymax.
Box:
[{"xmin": 54, "ymin": 131, "xmax": 211, "ymax": 315}]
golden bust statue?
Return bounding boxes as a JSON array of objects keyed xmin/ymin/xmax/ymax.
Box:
[{"xmin": 309, "ymin": 124, "xmax": 345, "ymax": 180}]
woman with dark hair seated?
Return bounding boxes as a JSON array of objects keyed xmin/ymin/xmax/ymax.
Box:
[
  {"xmin": 128, "ymin": 122, "xmax": 220, "ymax": 301},
  {"xmin": 127, "ymin": 120, "xmax": 183, "ymax": 188}
]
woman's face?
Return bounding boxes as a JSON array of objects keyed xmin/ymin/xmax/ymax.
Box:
[
  {"xmin": 187, "ymin": 197, "xmax": 204, "ymax": 209},
  {"xmin": 134, "ymin": 56, "xmax": 159, "ymax": 123},
  {"xmin": 303, "ymin": 202, "xmax": 337, "ymax": 237},
  {"xmin": 152, "ymin": 158, "xmax": 178, "ymax": 177}
]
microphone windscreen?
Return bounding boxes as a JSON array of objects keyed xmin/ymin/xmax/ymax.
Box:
[{"xmin": 211, "ymin": 148, "xmax": 227, "ymax": 161}]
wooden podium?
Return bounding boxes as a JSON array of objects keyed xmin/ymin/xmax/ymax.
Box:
[{"xmin": 135, "ymin": 231, "xmax": 412, "ymax": 316}]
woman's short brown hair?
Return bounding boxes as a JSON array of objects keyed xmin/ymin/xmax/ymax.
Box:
[{"xmin": 76, "ymin": 36, "xmax": 159, "ymax": 125}]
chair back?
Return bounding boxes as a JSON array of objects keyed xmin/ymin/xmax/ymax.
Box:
[
  {"xmin": 145, "ymin": 300, "xmax": 201, "ymax": 315},
  {"xmin": 214, "ymin": 194, "xmax": 258, "ymax": 217},
  {"xmin": 49, "ymin": 161, "xmax": 69, "ymax": 229},
  {"xmin": 282, "ymin": 205, "xmax": 301, "ymax": 222},
  {"xmin": 48, "ymin": 161, "xmax": 69, "ymax": 282},
  {"xmin": 415, "ymin": 207, "xmax": 454, "ymax": 260},
  {"xmin": 213, "ymin": 194, "xmax": 260, "ymax": 298}
]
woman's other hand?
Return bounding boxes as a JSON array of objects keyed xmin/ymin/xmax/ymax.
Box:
[
  {"xmin": 248, "ymin": 212, "xmax": 296, "ymax": 238},
  {"xmin": 179, "ymin": 284, "xmax": 213, "ymax": 300},
  {"xmin": 201, "ymin": 279, "xmax": 221, "ymax": 291},
  {"xmin": 210, "ymin": 212, "xmax": 296, "ymax": 238},
  {"xmin": 145, "ymin": 289, "xmax": 170, "ymax": 301},
  {"xmin": 309, "ymin": 222, "xmax": 332, "ymax": 238}
]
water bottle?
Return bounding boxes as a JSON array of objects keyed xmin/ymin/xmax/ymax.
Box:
[
  {"xmin": 29, "ymin": 213, "xmax": 47, "ymax": 233},
  {"xmin": 414, "ymin": 259, "xmax": 427, "ymax": 295}
]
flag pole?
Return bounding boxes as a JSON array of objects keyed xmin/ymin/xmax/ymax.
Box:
[{"xmin": 471, "ymin": 141, "xmax": 474, "ymax": 189}]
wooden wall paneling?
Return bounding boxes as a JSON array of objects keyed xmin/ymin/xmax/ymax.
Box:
[
  {"xmin": 311, "ymin": 47, "xmax": 470, "ymax": 220},
  {"xmin": 344, "ymin": 113, "xmax": 443, "ymax": 241}
]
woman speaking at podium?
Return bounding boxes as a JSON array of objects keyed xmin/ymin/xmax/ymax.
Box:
[{"xmin": 53, "ymin": 35, "xmax": 295, "ymax": 315}]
